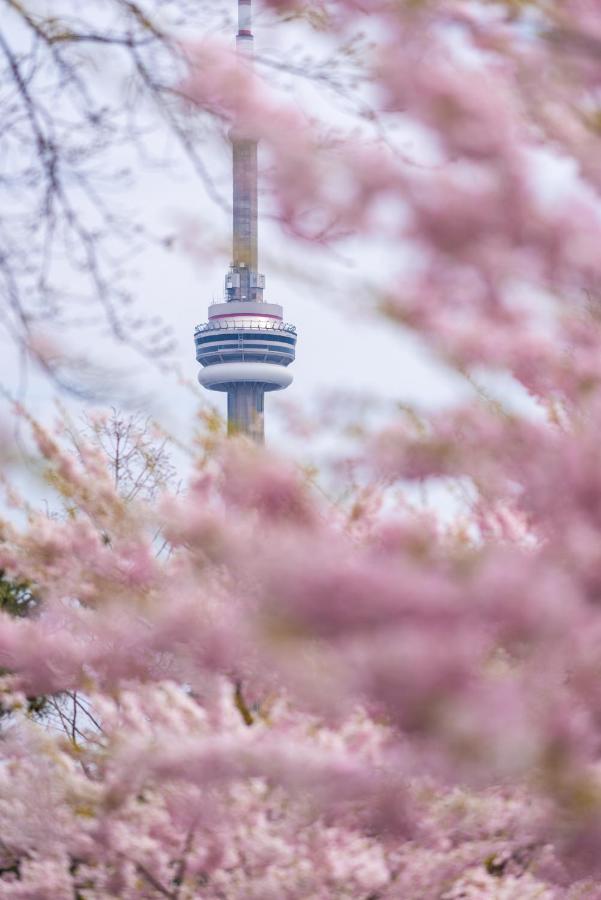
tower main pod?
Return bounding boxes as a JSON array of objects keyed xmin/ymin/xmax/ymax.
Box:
[{"xmin": 194, "ymin": 0, "xmax": 297, "ymax": 443}]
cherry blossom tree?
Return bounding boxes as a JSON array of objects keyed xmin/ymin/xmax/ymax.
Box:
[{"xmin": 3, "ymin": 0, "xmax": 601, "ymax": 896}]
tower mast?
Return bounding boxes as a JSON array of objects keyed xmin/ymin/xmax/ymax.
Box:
[
  {"xmin": 231, "ymin": 0, "xmax": 259, "ymax": 301},
  {"xmin": 194, "ymin": 0, "xmax": 297, "ymax": 442}
]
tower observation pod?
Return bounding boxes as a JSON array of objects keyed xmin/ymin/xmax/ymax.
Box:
[{"xmin": 194, "ymin": 0, "xmax": 297, "ymax": 443}]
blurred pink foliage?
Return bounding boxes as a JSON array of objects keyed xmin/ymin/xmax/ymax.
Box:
[{"xmin": 4, "ymin": 0, "xmax": 601, "ymax": 896}]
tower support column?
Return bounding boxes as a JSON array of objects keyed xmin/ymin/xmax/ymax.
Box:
[{"xmin": 227, "ymin": 383, "xmax": 265, "ymax": 442}]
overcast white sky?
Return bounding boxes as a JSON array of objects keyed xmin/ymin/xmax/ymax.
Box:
[{"xmin": 2, "ymin": 1, "xmax": 542, "ymax": 474}]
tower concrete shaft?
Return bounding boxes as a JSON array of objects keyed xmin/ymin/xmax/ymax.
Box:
[
  {"xmin": 227, "ymin": 382, "xmax": 264, "ymax": 441},
  {"xmin": 195, "ymin": 0, "xmax": 297, "ymax": 443}
]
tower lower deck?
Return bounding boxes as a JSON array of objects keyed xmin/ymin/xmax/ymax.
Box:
[{"xmin": 195, "ymin": 302, "xmax": 297, "ymax": 443}]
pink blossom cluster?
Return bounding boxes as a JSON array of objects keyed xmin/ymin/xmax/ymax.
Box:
[
  {"xmin": 0, "ymin": 405, "xmax": 598, "ymax": 895},
  {"xmin": 185, "ymin": 0, "xmax": 601, "ymax": 399}
]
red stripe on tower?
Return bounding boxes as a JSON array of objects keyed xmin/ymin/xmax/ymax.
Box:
[{"xmin": 209, "ymin": 312, "xmax": 282, "ymax": 320}]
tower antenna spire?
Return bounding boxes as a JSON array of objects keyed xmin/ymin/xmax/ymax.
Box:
[
  {"xmin": 194, "ymin": 0, "xmax": 297, "ymax": 443},
  {"xmin": 232, "ymin": 0, "xmax": 258, "ymax": 300}
]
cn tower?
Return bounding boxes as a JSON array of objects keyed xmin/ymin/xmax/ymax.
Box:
[{"xmin": 194, "ymin": 0, "xmax": 297, "ymax": 443}]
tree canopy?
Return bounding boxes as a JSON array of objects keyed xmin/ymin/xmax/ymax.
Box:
[{"xmin": 3, "ymin": 0, "xmax": 601, "ymax": 896}]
